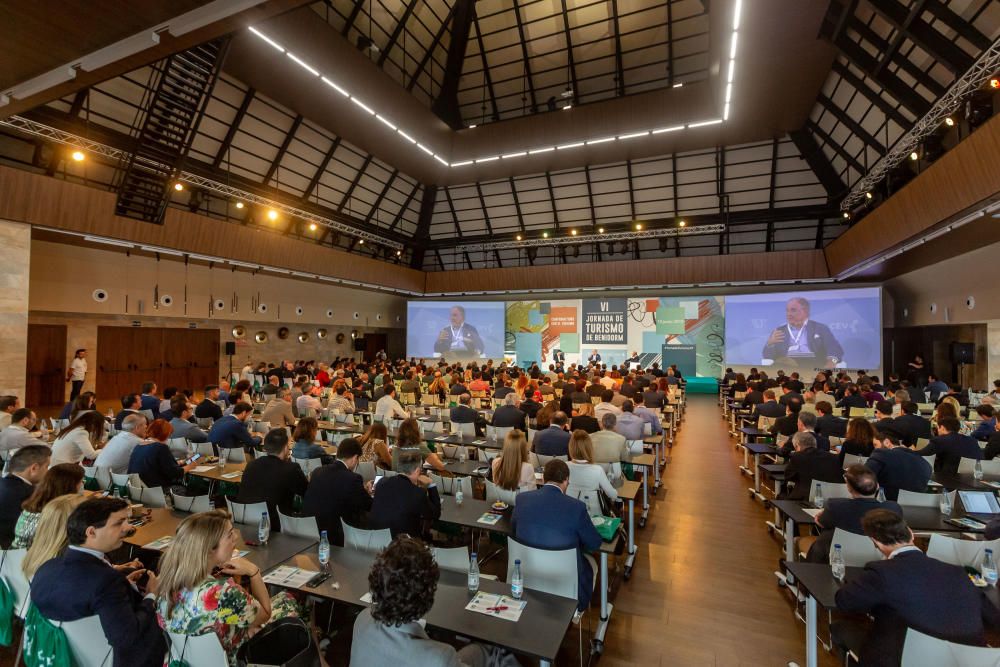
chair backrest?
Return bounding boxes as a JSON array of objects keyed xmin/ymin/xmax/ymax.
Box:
[
  {"xmin": 485, "ymin": 480, "xmax": 519, "ymax": 506},
  {"xmin": 355, "ymin": 460, "xmax": 376, "ymax": 483},
  {"xmin": 453, "ymin": 422, "xmax": 476, "ymax": 438},
  {"xmin": 535, "ymin": 454, "xmax": 568, "ymax": 468},
  {"xmin": 84, "ymin": 466, "xmax": 113, "ymax": 492},
  {"xmin": 897, "ymin": 489, "xmax": 955, "ymax": 508},
  {"xmin": 62, "ymin": 615, "xmax": 113, "ymax": 667},
  {"xmin": 167, "ymin": 438, "xmax": 190, "ymax": 458},
  {"xmin": 292, "ymin": 457, "xmax": 323, "ymax": 477},
  {"xmin": 507, "ymin": 539, "xmax": 578, "ymax": 600},
  {"xmin": 487, "ymin": 425, "xmax": 514, "ymax": 441},
  {"xmin": 482, "ymin": 449, "xmax": 501, "ymax": 464},
  {"xmin": 849, "ymin": 407, "xmax": 874, "ymax": 418},
  {"xmin": 809, "ymin": 481, "xmax": 852, "ymax": 504},
  {"xmin": 171, "ymin": 493, "xmax": 212, "ymax": 513},
  {"xmin": 915, "ymin": 437, "xmax": 931, "ymax": 450},
  {"xmin": 110, "ymin": 472, "xmax": 132, "ymax": 490},
  {"xmin": 841, "ymin": 453, "xmax": 867, "ymax": 468},
  {"xmin": 433, "ymin": 546, "xmax": 470, "ymax": 573},
  {"xmin": 277, "ymin": 511, "xmax": 320, "ymax": 540},
  {"xmin": 926, "ymin": 534, "xmax": 1000, "ymax": 569},
  {"xmin": 901, "ymin": 627, "xmax": 1000, "ymax": 667},
  {"xmin": 428, "ymin": 472, "xmax": 472, "ymax": 497},
  {"xmin": 167, "ymin": 630, "xmax": 229, "ymax": 667},
  {"xmin": 196, "ymin": 417, "xmax": 214, "ymax": 429},
  {"xmin": 139, "ymin": 410, "xmax": 155, "ymax": 421},
  {"xmin": 223, "ymin": 447, "xmax": 246, "ymax": 463},
  {"xmin": 829, "ymin": 436, "xmax": 845, "ymax": 450},
  {"xmin": 830, "ymin": 528, "xmax": 882, "ymax": 567},
  {"xmin": 0, "ymin": 548, "xmax": 30, "ymax": 619},
  {"xmin": 341, "ymin": 519, "xmax": 391, "ymax": 552},
  {"xmin": 226, "ymin": 499, "xmax": 267, "ymax": 525},
  {"xmin": 757, "ymin": 416, "xmax": 775, "ymax": 430},
  {"xmin": 194, "ymin": 441, "xmax": 216, "ymax": 457},
  {"xmin": 625, "ymin": 440, "xmax": 645, "ymax": 457},
  {"xmin": 959, "ymin": 458, "xmax": 1000, "ymax": 475},
  {"xmin": 127, "ymin": 483, "xmax": 167, "ymax": 508}
]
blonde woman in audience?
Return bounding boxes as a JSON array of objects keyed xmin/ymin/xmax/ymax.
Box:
[
  {"xmin": 491, "ymin": 430, "xmax": 535, "ymax": 492},
  {"xmin": 566, "ymin": 429, "xmax": 618, "ymax": 516},
  {"xmin": 22, "ymin": 494, "xmax": 86, "ymax": 579},
  {"xmin": 156, "ymin": 510, "xmax": 303, "ymax": 662}
]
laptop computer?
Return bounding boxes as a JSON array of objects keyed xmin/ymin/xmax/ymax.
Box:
[{"xmin": 958, "ymin": 490, "xmax": 1000, "ymax": 523}]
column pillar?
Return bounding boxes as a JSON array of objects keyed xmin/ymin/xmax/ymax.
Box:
[{"xmin": 0, "ymin": 219, "xmax": 30, "ymax": 399}]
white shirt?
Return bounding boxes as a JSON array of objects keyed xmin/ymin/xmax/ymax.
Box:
[
  {"xmin": 599, "ymin": 376, "xmax": 615, "ymax": 390},
  {"xmin": 296, "ymin": 394, "xmax": 323, "ymax": 413},
  {"xmin": 566, "ymin": 461, "xmax": 618, "ymax": 516},
  {"xmin": 594, "ymin": 402, "xmax": 622, "ymax": 422},
  {"xmin": 374, "ymin": 394, "xmax": 408, "ymax": 420},
  {"xmin": 51, "ymin": 428, "xmax": 99, "ymax": 465},
  {"xmin": 69, "ymin": 357, "xmax": 87, "ymax": 381},
  {"xmin": 94, "ymin": 432, "xmax": 141, "ymax": 473},
  {"xmin": 0, "ymin": 425, "xmax": 43, "ymax": 453}
]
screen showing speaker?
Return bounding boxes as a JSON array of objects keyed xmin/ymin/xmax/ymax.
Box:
[
  {"xmin": 724, "ymin": 287, "xmax": 881, "ymax": 370},
  {"xmin": 406, "ymin": 301, "xmax": 506, "ymax": 360}
]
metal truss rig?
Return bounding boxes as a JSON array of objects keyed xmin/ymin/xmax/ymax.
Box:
[
  {"xmin": 452, "ymin": 223, "xmax": 726, "ymax": 253},
  {"xmin": 0, "ymin": 115, "xmax": 404, "ymax": 250},
  {"xmin": 841, "ymin": 35, "xmax": 1000, "ymax": 211}
]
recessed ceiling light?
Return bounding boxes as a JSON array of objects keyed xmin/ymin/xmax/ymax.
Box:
[
  {"xmin": 679, "ymin": 220, "xmax": 686, "ymax": 227},
  {"xmin": 673, "ymin": 83, "xmax": 684, "ymax": 88},
  {"xmin": 944, "ymin": 117, "xmax": 955, "ymax": 127},
  {"xmin": 286, "ymin": 52, "xmax": 319, "ymax": 76},
  {"xmin": 618, "ymin": 131, "xmax": 649, "ymax": 140},
  {"xmin": 652, "ymin": 125, "xmax": 684, "ymax": 134},
  {"xmin": 562, "ymin": 104, "xmax": 572, "ymax": 111},
  {"xmin": 71, "ymin": 150, "xmax": 85, "ymax": 162},
  {"xmin": 235, "ymin": 201, "xmax": 244, "ymax": 209},
  {"xmin": 320, "ymin": 76, "xmax": 348, "ymax": 97},
  {"xmin": 556, "ymin": 142, "xmax": 584, "ymax": 150},
  {"xmin": 468, "ymin": 124, "xmax": 477, "ymax": 129}
]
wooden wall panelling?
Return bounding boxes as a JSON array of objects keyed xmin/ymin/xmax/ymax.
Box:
[{"xmin": 25, "ymin": 324, "xmax": 66, "ymax": 407}]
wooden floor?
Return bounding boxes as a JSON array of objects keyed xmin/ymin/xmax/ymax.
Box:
[{"xmin": 593, "ymin": 394, "xmax": 839, "ymax": 667}]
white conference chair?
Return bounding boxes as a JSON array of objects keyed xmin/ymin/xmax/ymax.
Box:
[
  {"xmin": 194, "ymin": 441, "xmax": 216, "ymax": 457},
  {"xmin": 433, "ymin": 546, "xmax": 471, "ymax": 573},
  {"xmin": 0, "ymin": 548, "xmax": 30, "ymax": 618},
  {"xmin": 223, "ymin": 447, "xmax": 247, "ymax": 463},
  {"xmin": 342, "ymin": 519, "xmax": 391, "ymax": 553},
  {"xmin": 926, "ymin": 534, "xmax": 1000, "ymax": 569},
  {"xmin": 809, "ymin": 481, "xmax": 852, "ymax": 505},
  {"xmin": 226, "ymin": 500, "xmax": 268, "ymax": 525},
  {"xmin": 486, "ymin": 425, "xmax": 513, "ymax": 441},
  {"xmin": 355, "ymin": 460, "xmax": 377, "ymax": 483},
  {"xmin": 167, "ymin": 438, "xmax": 191, "ymax": 458},
  {"xmin": 830, "ymin": 528, "xmax": 882, "ymax": 567},
  {"xmin": 454, "ymin": 422, "xmax": 476, "ymax": 438},
  {"xmin": 485, "ymin": 481, "xmax": 518, "ymax": 506},
  {"xmin": 127, "ymin": 483, "xmax": 167, "ymax": 508},
  {"xmin": 507, "ymin": 539, "xmax": 581, "ymax": 601},
  {"xmin": 292, "ymin": 457, "xmax": 323, "ymax": 477},
  {"xmin": 626, "ymin": 439, "xmax": 645, "ymax": 457},
  {"xmin": 897, "ymin": 489, "xmax": 956, "ymax": 508},
  {"xmin": 277, "ymin": 511, "xmax": 320, "ymax": 540},
  {"xmin": 196, "ymin": 417, "xmax": 214, "ymax": 430},
  {"xmin": 167, "ymin": 631, "xmax": 229, "ymax": 667},
  {"xmin": 171, "ymin": 493, "xmax": 212, "ymax": 513},
  {"xmin": 62, "ymin": 615, "xmax": 113, "ymax": 667},
  {"xmin": 83, "ymin": 466, "xmax": 112, "ymax": 492},
  {"xmin": 959, "ymin": 458, "xmax": 1000, "ymax": 475},
  {"xmin": 536, "ymin": 454, "xmax": 568, "ymax": 468},
  {"xmin": 428, "ymin": 472, "xmax": 472, "ymax": 498},
  {"xmin": 901, "ymin": 628, "xmax": 1000, "ymax": 667}
]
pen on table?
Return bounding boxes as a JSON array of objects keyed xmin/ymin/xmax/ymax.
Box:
[{"xmin": 485, "ymin": 605, "xmax": 508, "ymax": 613}]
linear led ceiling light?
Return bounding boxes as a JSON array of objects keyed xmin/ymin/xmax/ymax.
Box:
[{"xmin": 244, "ymin": 0, "xmax": 741, "ymax": 169}]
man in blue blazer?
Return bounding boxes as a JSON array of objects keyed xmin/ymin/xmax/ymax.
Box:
[
  {"xmin": 30, "ymin": 497, "xmax": 165, "ymax": 667},
  {"xmin": 532, "ymin": 412, "xmax": 571, "ymax": 456},
  {"xmin": 208, "ymin": 402, "xmax": 263, "ymax": 453},
  {"xmin": 512, "ymin": 459, "xmax": 602, "ymax": 616},
  {"xmin": 138, "ymin": 381, "xmax": 160, "ymax": 419},
  {"xmin": 918, "ymin": 417, "xmax": 982, "ymax": 474}
]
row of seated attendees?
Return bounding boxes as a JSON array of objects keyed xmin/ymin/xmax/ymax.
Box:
[
  {"xmin": 721, "ymin": 368, "xmax": 1000, "ymax": 665},
  {"xmin": 0, "ymin": 355, "xmax": 678, "ymax": 665}
]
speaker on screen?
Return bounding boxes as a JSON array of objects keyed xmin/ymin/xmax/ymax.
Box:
[
  {"xmin": 224, "ymin": 341, "xmax": 236, "ymax": 355},
  {"xmin": 950, "ymin": 342, "xmax": 975, "ymax": 364},
  {"xmin": 354, "ymin": 338, "xmax": 366, "ymax": 352}
]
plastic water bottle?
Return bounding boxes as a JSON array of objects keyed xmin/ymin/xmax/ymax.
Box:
[
  {"xmin": 831, "ymin": 544, "xmax": 846, "ymax": 582},
  {"xmin": 983, "ymin": 549, "xmax": 998, "ymax": 586},
  {"xmin": 455, "ymin": 487, "xmax": 464, "ymax": 505},
  {"xmin": 111, "ymin": 485, "xmax": 121, "ymax": 499},
  {"xmin": 468, "ymin": 552, "xmax": 480, "ymax": 592},
  {"xmin": 814, "ymin": 484, "xmax": 825, "ymax": 509},
  {"xmin": 218, "ymin": 448, "xmax": 227, "ymax": 471},
  {"xmin": 511, "ymin": 559, "xmax": 523, "ymax": 600},
  {"xmin": 939, "ymin": 492, "xmax": 952, "ymax": 516},
  {"xmin": 318, "ymin": 531, "xmax": 331, "ymax": 572},
  {"xmin": 258, "ymin": 511, "xmax": 270, "ymax": 545},
  {"xmin": 876, "ymin": 487, "xmax": 886, "ymax": 503},
  {"xmin": 208, "ymin": 498, "xmax": 216, "ymax": 511},
  {"xmin": 975, "ymin": 460, "xmax": 984, "ymax": 481},
  {"xmin": 459, "ymin": 445, "xmax": 467, "ymax": 463}
]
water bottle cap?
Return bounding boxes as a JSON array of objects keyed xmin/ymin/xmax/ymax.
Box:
[
  {"xmin": 514, "ymin": 559, "xmax": 521, "ymax": 565},
  {"xmin": 321, "ymin": 530, "xmax": 328, "ymax": 537},
  {"xmin": 988, "ymin": 549, "xmax": 994, "ymax": 554},
  {"xmin": 471, "ymin": 552, "xmax": 477, "ymax": 557},
  {"xmin": 834, "ymin": 544, "xmax": 841, "ymax": 548}
]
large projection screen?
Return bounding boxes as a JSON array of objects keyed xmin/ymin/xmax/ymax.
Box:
[{"xmin": 406, "ymin": 301, "xmax": 505, "ymax": 360}]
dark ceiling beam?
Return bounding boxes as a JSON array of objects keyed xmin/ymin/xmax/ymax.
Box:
[
  {"xmin": 508, "ymin": 177, "xmax": 526, "ymax": 233},
  {"xmin": 471, "ymin": 12, "xmax": 500, "ymax": 123},
  {"xmin": 363, "ymin": 169, "xmax": 399, "ymax": 224},
  {"xmin": 473, "ymin": 182, "xmax": 494, "ymax": 235},
  {"xmin": 625, "ymin": 160, "xmax": 636, "ymax": 220},
  {"xmin": 544, "ymin": 172, "xmax": 560, "ymax": 231},
  {"xmin": 789, "ymin": 127, "xmax": 846, "ymax": 200},
  {"xmin": 923, "ymin": 0, "xmax": 991, "ymax": 51},
  {"xmin": 872, "ymin": 0, "xmax": 927, "ymax": 76},
  {"xmin": 717, "ymin": 146, "xmax": 727, "ymax": 255},
  {"xmin": 666, "ymin": 0, "xmax": 674, "ymax": 86},
  {"xmin": 431, "ymin": 0, "xmax": 477, "ymax": 128},
  {"xmin": 464, "ymin": 251, "xmax": 474, "ymax": 269},
  {"xmin": 407, "ymin": 3, "xmax": 455, "ymax": 91},
  {"xmin": 263, "ymin": 114, "xmax": 302, "ymax": 185},
  {"xmin": 510, "ymin": 0, "xmax": 537, "ymax": 113},
  {"xmin": 817, "ymin": 94, "xmax": 886, "ymax": 154},
  {"xmin": 559, "ymin": 0, "xmax": 580, "ymax": 105},
  {"xmin": 831, "ymin": 61, "xmax": 910, "ymax": 129},
  {"xmin": 341, "ymin": 0, "xmax": 365, "ymax": 37},
  {"xmin": 68, "ymin": 89, "xmax": 89, "ymax": 118},
  {"xmin": 336, "ymin": 155, "xmax": 372, "ymax": 213},
  {"xmin": 828, "ymin": 0, "xmax": 858, "ymax": 44},
  {"xmin": 867, "ymin": 0, "xmax": 973, "ymax": 75},
  {"xmin": 409, "ymin": 184, "xmax": 437, "ymax": 268},
  {"xmin": 611, "ymin": 0, "xmax": 625, "ymax": 96},
  {"xmin": 829, "ymin": 32, "xmax": 931, "ymax": 117},
  {"xmin": 849, "ymin": 19, "xmax": 945, "ymax": 98},
  {"xmin": 766, "ymin": 137, "xmax": 779, "ymax": 252},
  {"xmin": 377, "ymin": 0, "xmax": 421, "ymax": 67},
  {"xmin": 807, "ymin": 120, "xmax": 864, "ymax": 175},
  {"xmin": 444, "ymin": 187, "xmax": 463, "ymax": 238},
  {"xmin": 434, "ymin": 248, "xmax": 445, "ymax": 270},
  {"xmin": 212, "ymin": 87, "xmax": 254, "ymax": 169},
  {"xmin": 302, "ymin": 137, "xmax": 342, "ymax": 201},
  {"xmin": 387, "ymin": 182, "xmax": 421, "ymax": 233},
  {"xmin": 582, "ymin": 166, "xmax": 597, "ymax": 233}
]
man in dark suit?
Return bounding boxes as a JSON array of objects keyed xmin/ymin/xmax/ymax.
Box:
[
  {"xmin": 194, "ymin": 385, "xmax": 223, "ymax": 421},
  {"xmin": 780, "ymin": 432, "xmax": 842, "ymax": 501},
  {"xmin": 784, "ymin": 372, "xmax": 805, "ymax": 394},
  {"xmin": 814, "ymin": 401, "xmax": 847, "ymax": 438},
  {"xmin": 0, "ymin": 445, "xmax": 50, "ymax": 547},
  {"xmin": 450, "ymin": 394, "xmax": 486, "ymax": 436},
  {"xmin": 865, "ymin": 432, "xmax": 933, "ymax": 501},
  {"xmin": 918, "ymin": 417, "xmax": 982, "ymax": 474},
  {"xmin": 208, "ymin": 402, "xmax": 262, "ymax": 453},
  {"xmin": 237, "ymin": 428, "xmax": 308, "ymax": 532},
  {"xmin": 805, "ymin": 464, "xmax": 902, "ymax": 563},
  {"xmin": 890, "ymin": 401, "xmax": 932, "ymax": 446},
  {"xmin": 780, "ymin": 411, "xmax": 830, "ymax": 457},
  {"xmin": 432, "ymin": 306, "xmax": 485, "ymax": 359},
  {"xmin": 138, "ymin": 381, "xmax": 160, "ymax": 419},
  {"xmin": 837, "ymin": 384, "xmax": 869, "ymax": 414},
  {"xmin": 533, "ymin": 412, "xmax": 571, "ymax": 456},
  {"xmin": 302, "ymin": 438, "xmax": 372, "ymax": 546},
  {"xmin": 30, "ymin": 497, "xmax": 165, "ymax": 667},
  {"xmin": 741, "ymin": 384, "xmax": 764, "ymax": 410},
  {"xmin": 552, "ymin": 349, "xmax": 565, "ymax": 365},
  {"xmin": 587, "ymin": 350, "xmax": 601, "ymax": 365},
  {"xmin": 873, "ymin": 399, "xmax": 897, "ymax": 435},
  {"xmin": 778, "ymin": 384, "xmax": 803, "ymax": 407},
  {"xmin": 754, "ymin": 390, "xmax": 785, "ymax": 419},
  {"xmin": 491, "ymin": 394, "xmax": 527, "ymax": 432},
  {"xmin": 761, "ymin": 296, "xmax": 844, "ymax": 369},
  {"xmin": 369, "ymin": 450, "xmax": 441, "ymax": 538},
  {"xmin": 512, "ymin": 459, "xmax": 602, "ymax": 616},
  {"xmin": 770, "ymin": 399, "xmax": 802, "ymax": 441},
  {"xmin": 835, "ymin": 510, "xmax": 1000, "ymax": 666},
  {"xmin": 114, "ymin": 394, "xmax": 142, "ymax": 431}
]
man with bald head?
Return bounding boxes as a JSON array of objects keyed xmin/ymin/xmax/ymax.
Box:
[{"xmin": 762, "ymin": 296, "xmax": 844, "ymax": 370}]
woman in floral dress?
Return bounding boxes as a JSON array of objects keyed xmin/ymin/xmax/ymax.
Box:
[{"xmin": 155, "ymin": 510, "xmax": 302, "ymax": 663}]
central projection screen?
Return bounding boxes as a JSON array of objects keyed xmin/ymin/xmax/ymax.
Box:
[
  {"xmin": 724, "ymin": 287, "xmax": 881, "ymax": 371},
  {"xmin": 406, "ymin": 301, "xmax": 506, "ymax": 360}
]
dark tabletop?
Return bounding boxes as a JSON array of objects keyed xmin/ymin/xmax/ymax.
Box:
[
  {"xmin": 273, "ymin": 547, "xmax": 577, "ymax": 661},
  {"xmin": 747, "ymin": 442, "xmax": 780, "ymax": 455},
  {"xmin": 760, "ymin": 463, "xmax": 788, "ymax": 480},
  {"xmin": 770, "ymin": 499, "xmax": 977, "ymax": 533},
  {"xmin": 933, "ymin": 472, "xmax": 1000, "ymax": 492}
]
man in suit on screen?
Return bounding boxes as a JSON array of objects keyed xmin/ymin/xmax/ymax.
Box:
[
  {"xmin": 761, "ymin": 297, "xmax": 844, "ymax": 370},
  {"xmin": 433, "ymin": 305, "xmax": 485, "ymax": 359}
]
